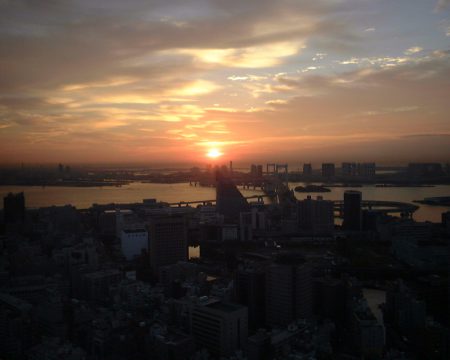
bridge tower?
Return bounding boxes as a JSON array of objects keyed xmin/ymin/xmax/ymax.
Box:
[
  {"xmin": 276, "ymin": 164, "xmax": 289, "ymax": 188},
  {"xmin": 266, "ymin": 163, "xmax": 277, "ymax": 175}
]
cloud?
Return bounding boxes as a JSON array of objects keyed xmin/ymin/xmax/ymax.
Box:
[
  {"xmin": 0, "ymin": 1, "xmax": 449, "ymax": 163},
  {"xmin": 174, "ymin": 41, "xmax": 303, "ymax": 68},
  {"xmin": 404, "ymin": 46, "xmax": 423, "ymax": 55},
  {"xmin": 436, "ymin": 0, "xmax": 450, "ymax": 11}
]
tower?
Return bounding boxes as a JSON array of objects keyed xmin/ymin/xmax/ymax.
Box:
[
  {"xmin": 3, "ymin": 192, "xmax": 25, "ymax": 224},
  {"xmin": 343, "ymin": 190, "xmax": 362, "ymax": 231},
  {"xmin": 148, "ymin": 214, "xmax": 188, "ymax": 277},
  {"xmin": 216, "ymin": 171, "xmax": 249, "ymax": 224}
]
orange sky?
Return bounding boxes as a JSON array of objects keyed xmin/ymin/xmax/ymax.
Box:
[{"xmin": 0, "ymin": 0, "xmax": 449, "ymax": 164}]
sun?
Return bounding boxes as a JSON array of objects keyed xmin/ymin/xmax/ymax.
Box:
[{"xmin": 206, "ymin": 148, "xmax": 223, "ymax": 159}]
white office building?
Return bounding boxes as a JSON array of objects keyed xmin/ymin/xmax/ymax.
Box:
[{"xmin": 120, "ymin": 229, "xmax": 148, "ymax": 260}]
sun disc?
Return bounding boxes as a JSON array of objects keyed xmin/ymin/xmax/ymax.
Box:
[{"xmin": 206, "ymin": 148, "xmax": 223, "ymax": 158}]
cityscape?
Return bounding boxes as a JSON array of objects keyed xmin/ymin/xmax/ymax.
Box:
[
  {"xmin": 0, "ymin": 162, "xmax": 449, "ymax": 359},
  {"xmin": 1, "ymin": 1, "xmax": 450, "ymax": 360}
]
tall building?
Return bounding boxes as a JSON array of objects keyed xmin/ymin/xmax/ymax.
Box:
[
  {"xmin": 358, "ymin": 163, "xmax": 376, "ymax": 179},
  {"xmin": 342, "ymin": 162, "xmax": 376, "ymax": 179},
  {"xmin": 148, "ymin": 214, "xmax": 188, "ymax": 276},
  {"xmin": 297, "ymin": 195, "xmax": 334, "ymax": 235},
  {"xmin": 342, "ymin": 162, "xmax": 358, "ymax": 177},
  {"xmin": 303, "ymin": 163, "xmax": 312, "ymax": 177},
  {"xmin": 239, "ymin": 204, "xmax": 266, "ymax": 241},
  {"xmin": 235, "ymin": 266, "xmax": 266, "ymax": 330},
  {"xmin": 343, "ymin": 190, "xmax": 362, "ymax": 231},
  {"xmin": 216, "ymin": 172, "xmax": 249, "ymax": 223},
  {"xmin": 351, "ymin": 298, "xmax": 385, "ymax": 359},
  {"xmin": 321, "ymin": 163, "xmax": 335, "ymax": 179},
  {"xmin": 191, "ymin": 298, "xmax": 248, "ymax": 358},
  {"xmin": 265, "ymin": 256, "xmax": 313, "ymax": 327},
  {"xmin": 391, "ymin": 222, "xmax": 447, "ymax": 271},
  {"xmin": 3, "ymin": 192, "xmax": 25, "ymax": 224},
  {"xmin": 120, "ymin": 229, "xmax": 148, "ymax": 260},
  {"xmin": 408, "ymin": 163, "xmax": 443, "ymax": 178},
  {"xmin": 385, "ymin": 280, "xmax": 426, "ymax": 334}
]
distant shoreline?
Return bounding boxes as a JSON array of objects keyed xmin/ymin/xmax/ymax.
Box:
[{"xmin": 0, "ymin": 181, "xmax": 446, "ymax": 189}]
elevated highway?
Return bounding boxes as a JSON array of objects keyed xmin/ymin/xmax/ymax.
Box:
[{"xmin": 169, "ymin": 197, "xmax": 418, "ymax": 217}]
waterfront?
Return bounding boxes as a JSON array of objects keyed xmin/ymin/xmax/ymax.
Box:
[
  {"xmin": 0, "ymin": 182, "xmax": 449, "ymax": 222},
  {"xmin": 290, "ymin": 182, "xmax": 450, "ymax": 223}
]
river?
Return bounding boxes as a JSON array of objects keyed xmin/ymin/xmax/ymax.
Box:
[{"xmin": 0, "ymin": 182, "xmax": 449, "ymax": 223}]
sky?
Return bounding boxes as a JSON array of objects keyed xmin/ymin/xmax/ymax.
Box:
[{"xmin": 0, "ymin": 0, "xmax": 449, "ymax": 165}]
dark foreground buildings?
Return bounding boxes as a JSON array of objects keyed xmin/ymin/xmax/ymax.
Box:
[
  {"xmin": 0, "ymin": 165, "xmax": 449, "ymax": 360},
  {"xmin": 3, "ymin": 192, "xmax": 25, "ymax": 224},
  {"xmin": 343, "ymin": 190, "xmax": 362, "ymax": 231}
]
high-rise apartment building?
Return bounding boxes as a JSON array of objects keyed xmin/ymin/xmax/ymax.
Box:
[
  {"xmin": 216, "ymin": 172, "xmax": 249, "ymax": 223},
  {"xmin": 342, "ymin": 163, "xmax": 376, "ymax": 179},
  {"xmin": 191, "ymin": 299, "xmax": 248, "ymax": 358},
  {"xmin": 321, "ymin": 163, "xmax": 335, "ymax": 179},
  {"xmin": 297, "ymin": 195, "xmax": 334, "ymax": 235},
  {"xmin": 343, "ymin": 190, "xmax": 362, "ymax": 231},
  {"xmin": 303, "ymin": 163, "xmax": 312, "ymax": 177},
  {"xmin": 148, "ymin": 214, "xmax": 188, "ymax": 276},
  {"xmin": 358, "ymin": 163, "xmax": 376, "ymax": 179},
  {"xmin": 3, "ymin": 192, "xmax": 25, "ymax": 224},
  {"xmin": 235, "ymin": 266, "xmax": 266, "ymax": 330},
  {"xmin": 265, "ymin": 257, "xmax": 313, "ymax": 327},
  {"xmin": 342, "ymin": 162, "xmax": 358, "ymax": 177},
  {"xmin": 120, "ymin": 229, "xmax": 148, "ymax": 261}
]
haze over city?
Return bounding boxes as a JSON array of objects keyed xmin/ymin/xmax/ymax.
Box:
[{"xmin": 1, "ymin": 0, "xmax": 449, "ymax": 164}]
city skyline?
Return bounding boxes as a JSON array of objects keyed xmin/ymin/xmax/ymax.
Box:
[{"xmin": 1, "ymin": 0, "xmax": 450, "ymax": 164}]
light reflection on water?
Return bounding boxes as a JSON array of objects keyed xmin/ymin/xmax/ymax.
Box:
[{"xmin": 0, "ymin": 182, "xmax": 449, "ymax": 222}]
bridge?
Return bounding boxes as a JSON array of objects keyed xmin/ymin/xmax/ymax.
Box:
[
  {"xmin": 168, "ymin": 194, "xmax": 268, "ymax": 207},
  {"xmin": 182, "ymin": 163, "xmax": 419, "ymax": 218},
  {"xmin": 170, "ymin": 196, "xmax": 418, "ymax": 218}
]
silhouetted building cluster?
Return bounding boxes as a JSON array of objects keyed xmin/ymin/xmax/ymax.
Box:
[
  {"xmin": 3, "ymin": 192, "xmax": 25, "ymax": 224},
  {"xmin": 1, "ymin": 169, "xmax": 449, "ymax": 360},
  {"xmin": 342, "ymin": 162, "xmax": 376, "ymax": 179},
  {"xmin": 407, "ymin": 163, "xmax": 444, "ymax": 178},
  {"xmin": 321, "ymin": 163, "xmax": 335, "ymax": 179}
]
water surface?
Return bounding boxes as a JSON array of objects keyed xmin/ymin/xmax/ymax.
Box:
[{"xmin": 1, "ymin": 182, "xmax": 449, "ymax": 222}]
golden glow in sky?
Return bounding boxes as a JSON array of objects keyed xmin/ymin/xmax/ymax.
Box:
[
  {"xmin": 206, "ymin": 149, "xmax": 223, "ymax": 159},
  {"xmin": 0, "ymin": 1, "xmax": 449, "ymax": 164}
]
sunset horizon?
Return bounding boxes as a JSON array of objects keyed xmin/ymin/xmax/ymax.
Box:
[
  {"xmin": 1, "ymin": 0, "xmax": 449, "ymax": 164},
  {"xmin": 1, "ymin": 2, "xmax": 450, "ymax": 358}
]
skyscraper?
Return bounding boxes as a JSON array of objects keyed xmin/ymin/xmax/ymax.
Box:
[
  {"xmin": 265, "ymin": 256, "xmax": 313, "ymax": 327},
  {"xmin": 235, "ymin": 266, "xmax": 266, "ymax": 330},
  {"xmin": 343, "ymin": 190, "xmax": 362, "ymax": 231},
  {"xmin": 342, "ymin": 162, "xmax": 358, "ymax": 177},
  {"xmin": 148, "ymin": 214, "xmax": 188, "ymax": 276},
  {"xmin": 216, "ymin": 172, "xmax": 249, "ymax": 223},
  {"xmin": 303, "ymin": 163, "xmax": 312, "ymax": 177},
  {"xmin": 191, "ymin": 299, "xmax": 248, "ymax": 358},
  {"xmin": 3, "ymin": 192, "xmax": 25, "ymax": 224},
  {"xmin": 321, "ymin": 163, "xmax": 335, "ymax": 179},
  {"xmin": 297, "ymin": 195, "xmax": 334, "ymax": 235}
]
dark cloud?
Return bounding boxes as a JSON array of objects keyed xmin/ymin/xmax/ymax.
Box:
[
  {"xmin": 0, "ymin": 1, "xmax": 449, "ymax": 163},
  {"xmin": 0, "ymin": 0, "xmax": 357, "ymax": 92},
  {"xmin": 436, "ymin": 0, "xmax": 450, "ymax": 10}
]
